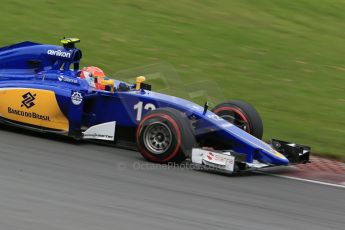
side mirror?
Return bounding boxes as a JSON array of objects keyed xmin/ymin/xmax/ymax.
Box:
[{"xmin": 136, "ymin": 76, "xmax": 146, "ymax": 90}]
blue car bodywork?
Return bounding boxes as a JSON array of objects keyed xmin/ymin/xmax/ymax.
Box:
[{"xmin": 0, "ymin": 40, "xmax": 309, "ymax": 169}]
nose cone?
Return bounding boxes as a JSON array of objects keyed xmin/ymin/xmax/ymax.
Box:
[{"xmin": 258, "ymin": 148, "xmax": 289, "ymax": 165}]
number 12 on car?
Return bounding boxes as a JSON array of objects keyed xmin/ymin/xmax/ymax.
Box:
[{"xmin": 134, "ymin": 101, "xmax": 156, "ymax": 121}]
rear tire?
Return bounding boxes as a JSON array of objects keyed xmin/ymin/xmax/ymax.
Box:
[
  {"xmin": 136, "ymin": 108, "xmax": 195, "ymax": 163},
  {"xmin": 212, "ymin": 100, "xmax": 263, "ymax": 139}
]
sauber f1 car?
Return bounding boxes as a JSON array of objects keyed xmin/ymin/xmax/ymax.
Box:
[{"xmin": 0, "ymin": 38, "xmax": 310, "ymax": 173}]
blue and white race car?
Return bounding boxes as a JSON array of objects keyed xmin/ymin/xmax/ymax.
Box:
[{"xmin": 0, "ymin": 38, "xmax": 310, "ymax": 173}]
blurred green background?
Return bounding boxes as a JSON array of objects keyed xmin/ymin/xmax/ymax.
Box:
[{"xmin": 1, "ymin": 0, "xmax": 344, "ymax": 159}]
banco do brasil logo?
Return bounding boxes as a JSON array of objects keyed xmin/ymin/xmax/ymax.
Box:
[{"xmin": 21, "ymin": 92, "xmax": 36, "ymax": 109}]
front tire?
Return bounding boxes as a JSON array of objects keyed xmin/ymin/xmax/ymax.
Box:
[
  {"xmin": 136, "ymin": 108, "xmax": 195, "ymax": 163},
  {"xmin": 212, "ymin": 100, "xmax": 263, "ymax": 139}
]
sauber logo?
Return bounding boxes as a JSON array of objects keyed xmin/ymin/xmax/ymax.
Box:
[
  {"xmin": 71, "ymin": 91, "xmax": 83, "ymax": 105},
  {"xmin": 21, "ymin": 92, "xmax": 36, "ymax": 109}
]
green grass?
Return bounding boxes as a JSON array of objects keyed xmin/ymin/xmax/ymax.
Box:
[{"xmin": 1, "ymin": 0, "xmax": 345, "ymax": 159}]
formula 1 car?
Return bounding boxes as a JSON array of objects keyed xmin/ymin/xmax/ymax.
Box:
[{"xmin": 0, "ymin": 38, "xmax": 310, "ymax": 173}]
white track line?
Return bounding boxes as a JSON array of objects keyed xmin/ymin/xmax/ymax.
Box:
[{"xmin": 259, "ymin": 172, "xmax": 345, "ymax": 189}]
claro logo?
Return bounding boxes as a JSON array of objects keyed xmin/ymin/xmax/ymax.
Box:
[
  {"xmin": 47, "ymin": 49, "xmax": 71, "ymax": 58},
  {"xmin": 21, "ymin": 92, "xmax": 36, "ymax": 109}
]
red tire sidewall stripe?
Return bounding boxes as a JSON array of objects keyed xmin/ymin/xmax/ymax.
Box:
[
  {"xmin": 136, "ymin": 113, "xmax": 182, "ymax": 163},
  {"xmin": 213, "ymin": 106, "xmax": 251, "ymax": 133}
]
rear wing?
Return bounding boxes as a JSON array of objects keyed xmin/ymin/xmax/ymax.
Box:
[{"xmin": 0, "ymin": 41, "xmax": 41, "ymax": 53}]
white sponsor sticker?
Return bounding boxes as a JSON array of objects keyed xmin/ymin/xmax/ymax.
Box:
[
  {"xmin": 83, "ymin": 121, "xmax": 116, "ymax": 141},
  {"xmin": 221, "ymin": 122, "xmax": 234, "ymax": 128},
  {"xmin": 207, "ymin": 114, "xmax": 223, "ymax": 121},
  {"xmin": 58, "ymin": 75, "xmax": 78, "ymax": 84},
  {"xmin": 191, "ymin": 148, "xmax": 235, "ymax": 172},
  {"xmin": 71, "ymin": 91, "xmax": 83, "ymax": 105},
  {"xmin": 47, "ymin": 49, "xmax": 72, "ymax": 58}
]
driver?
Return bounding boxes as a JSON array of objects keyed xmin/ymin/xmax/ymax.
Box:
[
  {"xmin": 79, "ymin": 66, "xmax": 109, "ymax": 90},
  {"xmin": 79, "ymin": 66, "xmax": 131, "ymax": 92}
]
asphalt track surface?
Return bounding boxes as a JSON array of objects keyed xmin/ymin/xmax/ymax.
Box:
[{"xmin": 0, "ymin": 126, "xmax": 344, "ymax": 230}]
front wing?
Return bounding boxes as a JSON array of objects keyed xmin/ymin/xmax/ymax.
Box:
[{"xmin": 191, "ymin": 139, "xmax": 310, "ymax": 173}]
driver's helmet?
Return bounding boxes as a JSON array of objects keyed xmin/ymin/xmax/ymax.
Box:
[{"xmin": 80, "ymin": 66, "xmax": 106, "ymax": 89}]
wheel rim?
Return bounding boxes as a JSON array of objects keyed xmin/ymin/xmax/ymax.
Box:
[
  {"xmin": 143, "ymin": 121, "xmax": 173, "ymax": 155},
  {"xmin": 214, "ymin": 107, "xmax": 251, "ymax": 133}
]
